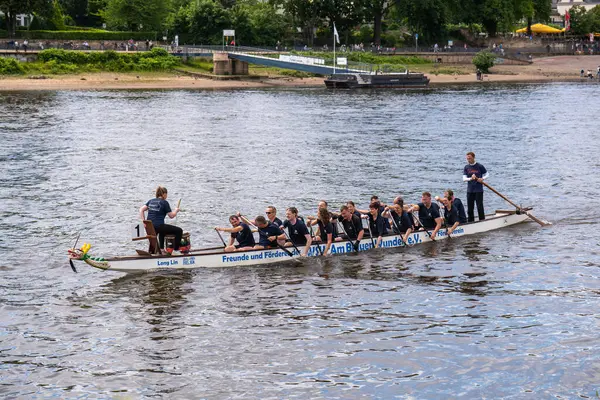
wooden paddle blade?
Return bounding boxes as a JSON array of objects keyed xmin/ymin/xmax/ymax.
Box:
[
  {"xmin": 69, "ymin": 259, "xmax": 78, "ymax": 273},
  {"xmin": 525, "ymin": 212, "xmax": 552, "ymax": 226}
]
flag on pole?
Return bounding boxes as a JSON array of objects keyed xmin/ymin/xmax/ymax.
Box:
[
  {"xmin": 565, "ymin": 10, "xmax": 571, "ymax": 31},
  {"xmin": 333, "ymin": 23, "xmax": 340, "ymax": 44}
]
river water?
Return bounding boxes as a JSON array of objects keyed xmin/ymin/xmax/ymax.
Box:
[{"xmin": 1, "ymin": 83, "xmax": 599, "ymax": 399}]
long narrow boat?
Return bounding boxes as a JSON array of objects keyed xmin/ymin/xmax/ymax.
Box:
[{"xmin": 68, "ymin": 210, "xmax": 536, "ymax": 274}]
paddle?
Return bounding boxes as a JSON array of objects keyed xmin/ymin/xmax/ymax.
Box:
[
  {"xmin": 308, "ymin": 222, "xmax": 323, "ymax": 256},
  {"xmin": 410, "ymin": 207, "xmax": 434, "ymax": 241},
  {"xmin": 365, "ymin": 215, "xmax": 376, "ymax": 248},
  {"xmin": 282, "ymin": 229, "xmax": 302, "ymax": 256},
  {"xmin": 386, "ymin": 207, "xmax": 408, "ymax": 246},
  {"xmin": 481, "ymin": 181, "xmax": 550, "ymax": 226},
  {"xmin": 434, "ymin": 198, "xmax": 452, "ymax": 239},
  {"xmin": 337, "ymin": 220, "xmax": 359, "ymax": 252},
  {"xmin": 242, "ymin": 216, "xmax": 294, "ymax": 257},
  {"xmin": 68, "ymin": 232, "xmax": 80, "ymax": 273},
  {"xmin": 215, "ymin": 228, "xmax": 227, "ymax": 247}
]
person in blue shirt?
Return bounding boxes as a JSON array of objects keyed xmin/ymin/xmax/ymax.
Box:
[
  {"xmin": 443, "ymin": 189, "xmax": 467, "ymax": 224},
  {"xmin": 385, "ymin": 196, "xmax": 414, "ymax": 244},
  {"xmin": 308, "ymin": 207, "xmax": 336, "ymax": 255},
  {"xmin": 346, "ymin": 201, "xmax": 363, "ymax": 218},
  {"xmin": 463, "ymin": 151, "xmax": 489, "ymax": 222},
  {"xmin": 408, "ymin": 192, "xmax": 443, "ymax": 241},
  {"xmin": 440, "ymin": 197, "xmax": 460, "ymax": 236},
  {"xmin": 139, "ymin": 186, "xmax": 182, "ymax": 253},
  {"xmin": 253, "ymin": 216, "xmax": 286, "ymax": 250},
  {"xmin": 366, "ymin": 201, "xmax": 388, "ymax": 248},
  {"xmin": 265, "ymin": 205, "xmax": 283, "ymax": 227},
  {"xmin": 282, "ymin": 207, "xmax": 312, "ymax": 256},
  {"xmin": 215, "ymin": 215, "xmax": 256, "ymax": 252}
]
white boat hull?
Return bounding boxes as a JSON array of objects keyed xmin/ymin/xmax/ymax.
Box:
[{"xmin": 84, "ymin": 212, "xmax": 530, "ymax": 273}]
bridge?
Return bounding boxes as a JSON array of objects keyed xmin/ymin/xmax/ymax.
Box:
[{"xmin": 173, "ymin": 45, "xmax": 374, "ymax": 75}]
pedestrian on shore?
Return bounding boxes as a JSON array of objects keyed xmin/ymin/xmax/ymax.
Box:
[{"xmin": 581, "ymin": 68, "xmax": 585, "ymax": 78}]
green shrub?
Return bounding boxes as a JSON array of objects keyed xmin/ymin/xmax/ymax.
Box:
[
  {"xmin": 15, "ymin": 30, "xmax": 157, "ymax": 40},
  {"xmin": 0, "ymin": 58, "xmax": 25, "ymax": 74},
  {"xmin": 0, "ymin": 29, "xmax": 7, "ymax": 38},
  {"xmin": 34, "ymin": 48, "xmax": 181, "ymax": 73},
  {"xmin": 472, "ymin": 50, "xmax": 496, "ymax": 73}
]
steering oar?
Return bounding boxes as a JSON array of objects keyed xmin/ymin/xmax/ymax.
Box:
[{"xmin": 481, "ymin": 181, "xmax": 550, "ymax": 226}]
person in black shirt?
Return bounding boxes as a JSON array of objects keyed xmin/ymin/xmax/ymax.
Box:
[
  {"xmin": 252, "ymin": 216, "xmax": 286, "ymax": 250},
  {"xmin": 385, "ymin": 196, "xmax": 414, "ymax": 244},
  {"xmin": 264, "ymin": 205, "xmax": 283, "ymax": 227},
  {"xmin": 282, "ymin": 207, "xmax": 312, "ymax": 256},
  {"xmin": 367, "ymin": 201, "xmax": 388, "ymax": 248},
  {"xmin": 307, "ymin": 200, "xmax": 340, "ymax": 239},
  {"xmin": 308, "ymin": 207, "xmax": 335, "ymax": 255},
  {"xmin": 409, "ymin": 192, "xmax": 443, "ymax": 241},
  {"xmin": 444, "ymin": 189, "xmax": 467, "ymax": 224},
  {"xmin": 215, "ymin": 215, "xmax": 256, "ymax": 252},
  {"xmin": 346, "ymin": 201, "xmax": 363, "ymax": 218},
  {"xmin": 339, "ymin": 205, "xmax": 364, "ymax": 250},
  {"xmin": 440, "ymin": 197, "xmax": 460, "ymax": 236}
]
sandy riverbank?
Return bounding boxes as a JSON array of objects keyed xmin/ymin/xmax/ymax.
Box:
[{"xmin": 0, "ymin": 55, "xmax": 596, "ymax": 91}]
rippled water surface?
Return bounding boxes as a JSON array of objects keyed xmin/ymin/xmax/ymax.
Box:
[{"xmin": 1, "ymin": 84, "xmax": 600, "ymax": 399}]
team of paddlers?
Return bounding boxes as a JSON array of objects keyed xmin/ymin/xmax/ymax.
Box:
[{"xmin": 140, "ymin": 152, "xmax": 489, "ymax": 256}]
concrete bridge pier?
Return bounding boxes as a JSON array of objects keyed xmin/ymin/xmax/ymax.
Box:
[{"xmin": 213, "ymin": 52, "xmax": 248, "ymax": 75}]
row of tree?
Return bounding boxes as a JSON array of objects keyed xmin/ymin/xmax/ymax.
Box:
[{"xmin": 0, "ymin": 0, "xmax": 561, "ymax": 45}]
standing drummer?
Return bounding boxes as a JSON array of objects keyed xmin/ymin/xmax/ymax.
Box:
[{"xmin": 463, "ymin": 152, "xmax": 489, "ymax": 222}]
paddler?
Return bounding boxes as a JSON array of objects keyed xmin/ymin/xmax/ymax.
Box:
[
  {"xmin": 345, "ymin": 201, "xmax": 362, "ymax": 218},
  {"xmin": 439, "ymin": 197, "xmax": 460, "ymax": 235},
  {"xmin": 408, "ymin": 192, "xmax": 443, "ymax": 241},
  {"xmin": 215, "ymin": 215, "xmax": 255, "ymax": 252},
  {"xmin": 307, "ymin": 200, "xmax": 339, "ymax": 239},
  {"xmin": 384, "ymin": 196, "xmax": 413, "ymax": 243},
  {"xmin": 251, "ymin": 216, "xmax": 286, "ymax": 250},
  {"xmin": 339, "ymin": 205, "xmax": 364, "ymax": 243},
  {"xmin": 282, "ymin": 207, "xmax": 312, "ymax": 256},
  {"xmin": 265, "ymin": 205, "xmax": 284, "ymax": 227},
  {"xmin": 139, "ymin": 186, "xmax": 182, "ymax": 253},
  {"xmin": 365, "ymin": 201, "xmax": 388, "ymax": 248},
  {"xmin": 308, "ymin": 207, "xmax": 336, "ymax": 255},
  {"xmin": 443, "ymin": 189, "xmax": 467, "ymax": 224}
]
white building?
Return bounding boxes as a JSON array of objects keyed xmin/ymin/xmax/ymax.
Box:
[
  {"xmin": 0, "ymin": 12, "xmax": 33, "ymax": 28},
  {"xmin": 557, "ymin": 0, "xmax": 600, "ymax": 15}
]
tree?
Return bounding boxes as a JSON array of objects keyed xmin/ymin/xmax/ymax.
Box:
[
  {"xmin": 243, "ymin": 1, "xmax": 287, "ymax": 45},
  {"xmin": 472, "ymin": 50, "xmax": 495, "ymax": 72},
  {"xmin": 518, "ymin": 0, "xmax": 551, "ymax": 35},
  {"xmin": 363, "ymin": 0, "xmax": 392, "ymax": 46},
  {"xmin": 103, "ymin": 0, "xmax": 168, "ymax": 31},
  {"xmin": 568, "ymin": 5, "xmax": 591, "ymax": 36},
  {"xmin": 59, "ymin": 0, "xmax": 88, "ymax": 23},
  {"xmin": 394, "ymin": 0, "xmax": 449, "ymax": 44}
]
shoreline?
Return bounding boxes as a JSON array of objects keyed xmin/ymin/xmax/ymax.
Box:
[
  {"xmin": 0, "ymin": 55, "xmax": 596, "ymax": 91},
  {"xmin": 0, "ymin": 73, "xmax": 587, "ymax": 91}
]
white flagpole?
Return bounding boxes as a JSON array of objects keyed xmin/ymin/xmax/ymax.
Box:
[{"xmin": 333, "ymin": 23, "xmax": 336, "ymax": 74}]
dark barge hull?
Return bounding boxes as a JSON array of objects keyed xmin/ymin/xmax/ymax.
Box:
[{"xmin": 325, "ymin": 73, "xmax": 430, "ymax": 89}]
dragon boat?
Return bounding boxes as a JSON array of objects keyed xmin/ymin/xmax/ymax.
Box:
[{"xmin": 67, "ymin": 209, "xmax": 543, "ymax": 274}]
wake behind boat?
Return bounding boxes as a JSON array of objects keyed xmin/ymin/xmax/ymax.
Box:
[{"xmin": 68, "ymin": 210, "xmax": 534, "ymax": 274}]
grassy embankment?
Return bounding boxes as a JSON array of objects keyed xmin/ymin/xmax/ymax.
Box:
[
  {"xmin": 0, "ymin": 48, "xmax": 181, "ymax": 77},
  {"xmin": 0, "ymin": 48, "xmax": 470, "ymax": 78}
]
